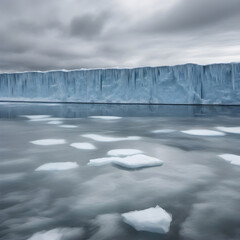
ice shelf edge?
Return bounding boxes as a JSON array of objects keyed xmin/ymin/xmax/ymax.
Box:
[{"xmin": 0, "ymin": 63, "xmax": 239, "ymax": 105}]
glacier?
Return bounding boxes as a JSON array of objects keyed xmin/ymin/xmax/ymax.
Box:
[{"xmin": 0, "ymin": 63, "xmax": 240, "ymax": 104}]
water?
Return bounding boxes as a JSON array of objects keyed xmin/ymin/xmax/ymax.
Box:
[{"xmin": 0, "ymin": 102, "xmax": 240, "ymax": 240}]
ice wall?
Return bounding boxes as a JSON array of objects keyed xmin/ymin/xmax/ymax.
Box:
[{"xmin": 0, "ymin": 63, "xmax": 240, "ymax": 105}]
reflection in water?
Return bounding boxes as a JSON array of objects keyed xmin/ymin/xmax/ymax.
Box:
[
  {"xmin": 0, "ymin": 102, "xmax": 240, "ymax": 240},
  {"xmin": 1, "ymin": 101, "xmax": 240, "ymax": 118}
]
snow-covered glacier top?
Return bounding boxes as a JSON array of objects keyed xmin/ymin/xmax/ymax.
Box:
[{"xmin": 0, "ymin": 63, "xmax": 239, "ymax": 105}]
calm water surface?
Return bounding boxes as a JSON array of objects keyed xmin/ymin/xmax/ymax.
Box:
[{"xmin": 0, "ymin": 102, "xmax": 240, "ymax": 240}]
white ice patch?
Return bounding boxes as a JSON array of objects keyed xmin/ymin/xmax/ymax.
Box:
[
  {"xmin": 114, "ymin": 154, "xmax": 163, "ymax": 169},
  {"xmin": 21, "ymin": 115, "xmax": 51, "ymax": 120},
  {"xmin": 30, "ymin": 139, "xmax": 66, "ymax": 146},
  {"xmin": 59, "ymin": 125, "xmax": 78, "ymax": 128},
  {"xmin": 82, "ymin": 134, "xmax": 141, "ymax": 142},
  {"xmin": 88, "ymin": 154, "xmax": 163, "ymax": 169},
  {"xmin": 29, "ymin": 118, "xmax": 64, "ymax": 122},
  {"xmin": 219, "ymin": 154, "xmax": 240, "ymax": 166},
  {"xmin": 90, "ymin": 116, "xmax": 122, "ymax": 120},
  {"xmin": 216, "ymin": 126, "xmax": 240, "ymax": 134},
  {"xmin": 152, "ymin": 129, "xmax": 175, "ymax": 133},
  {"xmin": 107, "ymin": 149, "xmax": 144, "ymax": 157},
  {"xmin": 88, "ymin": 157, "xmax": 119, "ymax": 166},
  {"xmin": 47, "ymin": 120, "xmax": 63, "ymax": 125},
  {"xmin": 35, "ymin": 162, "xmax": 79, "ymax": 171},
  {"xmin": 70, "ymin": 142, "xmax": 96, "ymax": 150},
  {"xmin": 181, "ymin": 129, "xmax": 225, "ymax": 136},
  {"xmin": 122, "ymin": 205, "xmax": 172, "ymax": 234},
  {"xmin": 27, "ymin": 228, "xmax": 83, "ymax": 240}
]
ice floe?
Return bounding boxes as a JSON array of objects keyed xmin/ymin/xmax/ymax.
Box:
[
  {"xmin": 219, "ymin": 154, "xmax": 240, "ymax": 166},
  {"xmin": 122, "ymin": 206, "xmax": 172, "ymax": 234},
  {"xmin": 30, "ymin": 139, "xmax": 66, "ymax": 146},
  {"xmin": 47, "ymin": 120, "xmax": 63, "ymax": 125},
  {"xmin": 181, "ymin": 129, "xmax": 225, "ymax": 136},
  {"xmin": 107, "ymin": 149, "xmax": 143, "ymax": 157},
  {"xmin": 29, "ymin": 117, "xmax": 64, "ymax": 122},
  {"xmin": 216, "ymin": 126, "xmax": 240, "ymax": 134},
  {"xmin": 82, "ymin": 134, "xmax": 141, "ymax": 142},
  {"xmin": 21, "ymin": 115, "xmax": 51, "ymax": 120},
  {"xmin": 35, "ymin": 162, "xmax": 79, "ymax": 171},
  {"xmin": 114, "ymin": 154, "xmax": 163, "ymax": 169},
  {"xmin": 70, "ymin": 142, "xmax": 96, "ymax": 150},
  {"xmin": 88, "ymin": 157, "xmax": 119, "ymax": 166},
  {"xmin": 89, "ymin": 116, "xmax": 122, "ymax": 120},
  {"xmin": 28, "ymin": 228, "xmax": 83, "ymax": 240},
  {"xmin": 152, "ymin": 129, "xmax": 175, "ymax": 133},
  {"xmin": 88, "ymin": 154, "xmax": 163, "ymax": 169},
  {"xmin": 59, "ymin": 125, "xmax": 78, "ymax": 128}
]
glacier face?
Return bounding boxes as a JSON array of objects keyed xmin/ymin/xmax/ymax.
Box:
[{"xmin": 0, "ymin": 63, "xmax": 239, "ymax": 104}]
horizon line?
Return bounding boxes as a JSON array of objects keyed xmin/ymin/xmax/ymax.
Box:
[{"xmin": 0, "ymin": 62, "xmax": 239, "ymax": 74}]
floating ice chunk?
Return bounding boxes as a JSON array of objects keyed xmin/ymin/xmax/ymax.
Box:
[
  {"xmin": 181, "ymin": 129, "xmax": 225, "ymax": 136},
  {"xmin": 30, "ymin": 139, "xmax": 66, "ymax": 146},
  {"xmin": 122, "ymin": 206, "xmax": 172, "ymax": 234},
  {"xmin": 114, "ymin": 154, "xmax": 163, "ymax": 169},
  {"xmin": 88, "ymin": 157, "xmax": 119, "ymax": 166},
  {"xmin": 59, "ymin": 125, "xmax": 78, "ymax": 128},
  {"xmin": 29, "ymin": 118, "xmax": 64, "ymax": 122},
  {"xmin": 90, "ymin": 116, "xmax": 122, "ymax": 120},
  {"xmin": 219, "ymin": 154, "xmax": 240, "ymax": 166},
  {"xmin": 82, "ymin": 134, "xmax": 141, "ymax": 142},
  {"xmin": 107, "ymin": 149, "xmax": 144, "ymax": 157},
  {"xmin": 216, "ymin": 126, "xmax": 240, "ymax": 134},
  {"xmin": 70, "ymin": 142, "xmax": 96, "ymax": 150},
  {"xmin": 28, "ymin": 228, "xmax": 83, "ymax": 240},
  {"xmin": 35, "ymin": 162, "xmax": 79, "ymax": 171},
  {"xmin": 36, "ymin": 103, "xmax": 60, "ymax": 106},
  {"xmin": 47, "ymin": 120, "xmax": 63, "ymax": 125},
  {"xmin": 21, "ymin": 115, "xmax": 51, "ymax": 120},
  {"xmin": 88, "ymin": 154, "xmax": 163, "ymax": 169},
  {"xmin": 152, "ymin": 129, "xmax": 175, "ymax": 133}
]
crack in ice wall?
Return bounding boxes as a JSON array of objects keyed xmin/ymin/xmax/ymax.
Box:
[{"xmin": 0, "ymin": 63, "xmax": 239, "ymax": 105}]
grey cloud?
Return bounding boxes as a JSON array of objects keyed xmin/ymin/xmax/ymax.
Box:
[
  {"xmin": 0, "ymin": 40, "xmax": 30, "ymax": 55},
  {"xmin": 11, "ymin": 19, "xmax": 63, "ymax": 34},
  {"xmin": 69, "ymin": 12, "xmax": 109, "ymax": 39},
  {"xmin": 0, "ymin": 0, "xmax": 240, "ymax": 72},
  {"xmin": 141, "ymin": 0, "xmax": 240, "ymax": 33}
]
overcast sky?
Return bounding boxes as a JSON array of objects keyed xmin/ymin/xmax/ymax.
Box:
[{"xmin": 0, "ymin": 0, "xmax": 240, "ymax": 72}]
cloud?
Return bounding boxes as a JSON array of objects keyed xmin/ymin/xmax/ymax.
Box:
[
  {"xmin": 0, "ymin": 0, "xmax": 240, "ymax": 72},
  {"xmin": 69, "ymin": 12, "xmax": 109, "ymax": 39},
  {"xmin": 141, "ymin": 0, "xmax": 240, "ymax": 33}
]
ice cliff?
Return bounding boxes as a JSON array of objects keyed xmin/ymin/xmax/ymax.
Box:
[{"xmin": 0, "ymin": 63, "xmax": 239, "ymax": 104}]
